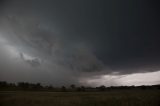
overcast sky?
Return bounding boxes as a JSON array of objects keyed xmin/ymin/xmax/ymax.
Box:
[{"xmin": 0, "ymin": 0, "xmax": 160, "ymax": 87}]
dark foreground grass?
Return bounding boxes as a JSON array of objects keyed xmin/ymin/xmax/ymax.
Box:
[{"xmin": 0, "ymin": 90, "xmax": 160, "ymax": 106}]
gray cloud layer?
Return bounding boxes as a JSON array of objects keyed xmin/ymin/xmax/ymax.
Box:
[{"xmin": 0, "ymin": 0, "xmax": 160, "ymax": 86}]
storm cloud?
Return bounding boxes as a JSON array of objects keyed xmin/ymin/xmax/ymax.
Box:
[{"xmin": 0, "ymin": 0, "xmax": 160, "ymax": 86}]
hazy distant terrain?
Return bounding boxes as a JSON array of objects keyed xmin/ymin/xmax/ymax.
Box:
[{"xmin": 0, "ymin": 90, "xmax": 160, "ymax": 106}]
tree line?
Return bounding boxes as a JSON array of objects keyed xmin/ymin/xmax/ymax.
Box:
[{"xmin": 0, "ymin": 81, "xmax": 160, "ymax": 92}]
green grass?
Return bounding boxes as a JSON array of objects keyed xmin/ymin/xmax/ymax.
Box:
[{"xmin": 0, "ymin": 90, "xmax": 160, "ymax": 106}]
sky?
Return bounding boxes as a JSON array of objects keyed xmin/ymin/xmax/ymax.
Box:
[{"xmin": 0, "ymin": 0, "xmax": 160, "ymax": 87}]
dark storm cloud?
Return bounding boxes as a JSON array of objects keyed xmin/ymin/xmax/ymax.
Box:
[{"xmin": 0, "ymin": 0, "xmax": 160, "ymax": 85}]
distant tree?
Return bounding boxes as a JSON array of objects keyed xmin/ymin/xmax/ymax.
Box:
[
  {"xmin": 140, "ymin": 85, "xmax": 147, "ymax": 90},
  {"xmin": 0, "ymin": 81, "xmax": 8, "ymax": 87},
  {"xmin": 17, "ymin": 82, "xmax": 43, "ymax": 90},
  {"xmin": 34, "ymin": 83, "xmax": 43, "ymax": 90},
  {"xmin": 18, "ymin": 82, "xmax": 29, "ymax": 90},
  {"xmin": 8, "ymin": 83, "xmax": 16, "ymax": 89},
  {"xmin": 36, "ymin": 83, "xmax": 42, "ymax": 87},
  {"xmin": 70, "ymin": 84, "xmax": 76, "ymax": 89},
  {"xmin": 61, "ymin": 86, "xmax": 67, "ymax": 92},
  {"xmin": 130, "ymin": 85, "xmax": 135, "ymax": 89},
  {"xmin": 77, "ymin": 86, "xmax": 86, "ymax": 92},
  {"xmin": 98, "ymin": 85, "xmax": 106, "ymax": 91},
  {"xmin": 45, "ymin": 85, "xmax": 54, "ymax": 91},
  {"xmin": 156, "ymin": 85, "xmax": 160, "ymax": 89},
  {"xmin": 80, "ymin": 86, "xmax": 86, "ymax": 91},
  {"xmin": 48, "ymin": 85, "xmax": 54, "ymax": 90}
]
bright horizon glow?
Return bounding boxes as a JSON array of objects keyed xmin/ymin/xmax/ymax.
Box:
[
  {"xmin": 82, "ymin": 71, "xmax": 160, "ymax": 87},
  {"xmin": 118, "ymin": 71, "xmax": 160, "ymax": 86}
]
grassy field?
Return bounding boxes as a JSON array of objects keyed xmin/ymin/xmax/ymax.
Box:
[{"xmin": 0, "ymin": 90, "xmax": 160, "ymax": 106}]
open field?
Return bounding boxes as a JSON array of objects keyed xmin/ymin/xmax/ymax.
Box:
[{"xmin": 0, "ymin": 90, "xmax": 160, "ymax": 106}]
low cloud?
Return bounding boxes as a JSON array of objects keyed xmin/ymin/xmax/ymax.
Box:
[{"xmin": 20, "ymin": 53, "xmax": 41, "ymax": 67}]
